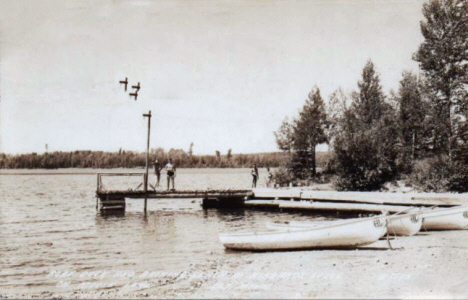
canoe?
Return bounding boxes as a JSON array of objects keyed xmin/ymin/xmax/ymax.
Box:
[
  {"xmin": 219, "ymin": 216, "xmax": 387, "ymax": 251},
  {"xmin": 387, "ymin": 213, "xmax": 422, "ymax": 236},
  {"xmin": 266, "ymin": 213, "xmax": 422, "ymax": 237},
  {"xmin": 421, "ymin": 205, "xmax": 468, "ymax": 230}
]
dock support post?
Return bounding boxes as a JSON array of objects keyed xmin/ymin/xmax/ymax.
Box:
[
  {"xmin": 143, "ymin": 110, "xmax": 152, "ymax": 213},
  {"xmin": 96, "ymin": 174, "xmax": 100, "ymax": 211}
]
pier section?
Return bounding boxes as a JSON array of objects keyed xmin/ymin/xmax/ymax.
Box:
[
  {"xmin": 97, "ymin": 188, "xmax": 253, "ymax": 211},
  {"xmin": 95, "ymin": 173, "xmax": 467, "ymax": 213}
]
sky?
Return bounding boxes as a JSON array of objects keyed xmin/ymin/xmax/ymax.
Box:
[{"xmin": 0, "ymin": 0, "xmax": 425, "ymax": 155}]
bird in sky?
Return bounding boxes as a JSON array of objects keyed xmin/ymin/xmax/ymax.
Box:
[
  {"xmin": 119, "ymin": 77, "xmax": 128, "ymax": 91},
  {"xmin": 132, "ymin": 82, "xmax": 140, "ymax": 92},
  {"xmin": 129, "ymin": 91, "xmax": 138, "ymax": 101}
]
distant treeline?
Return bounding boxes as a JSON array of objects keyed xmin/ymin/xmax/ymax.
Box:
[
  {"xmin": 0, "ymin": 149, "xmax": 332, "ymax": 169},
  {"xmin": 0, "ymin": 148, "xmax": 307, "ymax": 169}
]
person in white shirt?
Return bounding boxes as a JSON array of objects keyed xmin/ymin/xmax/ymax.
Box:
[{"xmin": 165, "ymin": 158, "xmax": 176, "ymax": 191}]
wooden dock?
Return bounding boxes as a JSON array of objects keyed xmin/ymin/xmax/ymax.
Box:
[
  {"xmin": 246, "ymin": 189, "xmax": 468, "ymax": 213},
  {"xmin": 97, "ymin": 189, "xmax": 253, "ymax": 200},
  {"xmin": 252, "ymin": 189, "xmax": 468, "ymax": 206},
  {"xmin": 95, "ymin": 173, "xmax": 468, "ymax": 213},
  {"xmin": 97, "ymin": 188, "xmax": 253, "ymax": 210}
]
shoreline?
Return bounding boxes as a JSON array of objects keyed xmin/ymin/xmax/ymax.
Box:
[{"xmin": 2, "ymin": 230, "xmax": 467, "ymax": 299}]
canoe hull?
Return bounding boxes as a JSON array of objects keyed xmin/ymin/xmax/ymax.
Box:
[
  {"xmin": 422, "ymin": 207, "xmax": 468, "ymax": 230},
  {"xmin": 387, "ymin": 214, "xmax": 422, "ymax": 236},
  {"xmin": 219, "ymin": 217, "xmax": 387, "ymax": 251},
  {"xmin": 267, "ymin": 214, "xmax": 422, "ymax": 237},
  {"xmin": 421, "ymin": 205, "xmax": 468, "ymax": 230}
]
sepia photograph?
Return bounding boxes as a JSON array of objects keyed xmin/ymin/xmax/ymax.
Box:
[{"xmin": 0, "ymin": 0, "xmax": 467, "ymax": 298}]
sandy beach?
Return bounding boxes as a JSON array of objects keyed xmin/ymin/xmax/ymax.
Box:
[
  {"xmin": 3, "ymin": 229, "xmax": 466, "ymax": 299},
  {"xmin": 98, "ymin": 230, "xmax": 468, "ymax": 299}
]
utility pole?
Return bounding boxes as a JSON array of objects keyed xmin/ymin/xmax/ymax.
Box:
[{"xmin": 143, "ymin": 110, "xmax": 152, "ymax": 213}]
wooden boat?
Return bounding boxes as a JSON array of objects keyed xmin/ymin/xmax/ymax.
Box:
[
  {"xmin": 219, "ymin": 216, "xmax": 387, "ymax": 251},
  {"xmin": 421, "ymin": 205, "xmax": 468, "ymax": 230},
  {"xmin": 266, "ymin": 212, "xmax": 422, "ymax": 237}
]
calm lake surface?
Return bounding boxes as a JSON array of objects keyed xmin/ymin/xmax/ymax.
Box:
[{"xmin": 0, "ymin": 168, "xmax": 336, "ymax": 296}]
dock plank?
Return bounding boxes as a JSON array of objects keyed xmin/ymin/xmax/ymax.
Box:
[
  {"xmin": 252, "ymin": 189, "xmax": 468, "ymax": 206},
  {"xmin": 278, "ymin": 201, "xmax": 413, "ymax": 213},
  {"xmin": 97, "ymin": 189, "xmax": 253, "ymax": 199}
]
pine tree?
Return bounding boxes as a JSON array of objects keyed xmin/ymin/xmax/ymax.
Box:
[
  {"xmin": 188, "ymin": 142, "xmax": 194, "ymax": 158},
  {"xmin": 274, "ymin": 117, "xmax": 294, "ymax": 153},
  {"xmin": 396, "ymin": 71, "xmax": 427, "ymax": 168},
  {"xmin": 353, "ymin": 60, "xmax": 387, "ymax": 126},
  {"xmin": 413, "ymin": 0, "xmax": 468, "ymax": 159},
  {"xmin": 333, "ymin": 61, "xmax": 397, "ymax": 190},
  {"xmin": 293, "ymin": 87, "xmax": 328, "ymax": 177},
  {"xmin": 327, "ymin": 88, "xmax": 351, "ymax": 147}
]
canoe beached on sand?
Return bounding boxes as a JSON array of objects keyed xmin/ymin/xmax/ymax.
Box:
[
  {"xmin": 219, "ymin": 215, "xmax": 387, "ymax": 251},
  {"xmin": 266, "ymin": 211, "xmax": 423, "ymax": 237},
  {"xmin": 386, "ymin": 213, "xmax": 423, "ymax": 236},
  {"xmin": 421, "ymin": 205, "xmax": 468, "ymax": 231}
]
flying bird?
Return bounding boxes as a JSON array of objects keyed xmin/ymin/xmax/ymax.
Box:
[
  {"xmin": 129, "ymin": 92, "xmax": 138, "ymax": 101},
  {"xmin": 119, "ymin": 77, "xmax": 128, "ymax": 91},
  {"xmin": 132, "ymin": 82, "xmax": 141, "ymax": 92}
]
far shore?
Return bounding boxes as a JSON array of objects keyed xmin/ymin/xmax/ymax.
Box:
[{"xmin": 2, "ymin": 168, "xmax": 468, "ymax": 197}]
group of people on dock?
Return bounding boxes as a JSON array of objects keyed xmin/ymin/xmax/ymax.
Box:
[
  {"xmin": 250, "ymin": 164, "xmax": 274, "ymax": 188},
  {"xmin": 153, "ymin": 159, "xmax": 274, "ymax": 191},
  {"xmin": 153, "ymin": 159, "xmax": 176, "ymax": 191}
]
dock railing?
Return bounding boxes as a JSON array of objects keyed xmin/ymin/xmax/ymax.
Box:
[{"xmin": 96, "ymin": 172, "xmax": 147, "ymax": 193}]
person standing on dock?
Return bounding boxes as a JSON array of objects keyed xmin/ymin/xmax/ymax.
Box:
[
  {"xmin": 266, "ymin": 167, "xmax": 274, "ymax": 188},
  {"xmin": 153, "ymin": 160, "xmax": 161, "ymax": 190},
  {"xmin": 251, "ymin": 164, "xmax": 259, "ymax": 188},
  {"xmin": 165, "ymin": 158, "xmax": 176, "ymax": 191}
]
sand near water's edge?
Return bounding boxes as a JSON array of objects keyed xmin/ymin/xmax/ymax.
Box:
[{"xmin": 3, "ymin": 230, "xmax": 467, "ymax": 299}]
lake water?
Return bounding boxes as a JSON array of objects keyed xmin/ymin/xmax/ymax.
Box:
[{"xmin": 0, "ymin": 168, "xmax": 336, "ymax": 297}]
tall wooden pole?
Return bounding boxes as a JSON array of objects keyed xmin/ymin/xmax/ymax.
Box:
[{"xmin": 143, "ymin": 110, "xmax": 152, "ymax": 213}]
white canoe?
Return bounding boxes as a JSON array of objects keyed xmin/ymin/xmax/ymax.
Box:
[
  {"xmin": 219, "ymin": 216, "xmax": 387, "ymax": 251},
  {"xmin": 421, "ymin": 205, "xmax": 468, "ymax": 230},
  {"xmin": 387, "ymin": 213, "xmax": 422, "ymax": 236},
  {"xmin": 266, "ymin": 213, "xmax": 422, "ymax": 237}
]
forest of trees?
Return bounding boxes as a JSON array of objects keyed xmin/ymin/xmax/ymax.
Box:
[
  {"xmin": 0, "ymin": 148, "xmax": 290, "ymax": 169},
  {"xmin": 275, "ymin": 0, "xmax": 468, "ymax": 192}
]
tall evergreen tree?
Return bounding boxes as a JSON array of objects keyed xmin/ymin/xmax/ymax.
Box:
[
  {"xmin": 327, "ymin": 88, "xmax": 351, "ymax": 148},
  {"xmin": 333, "ymin": 61, "xmax": 397, "ymax": 190},
  {"xmin": 293, "ymin": 87, "xmax": 328, "ymax": 177},
  {"xmin": 396, "ymin": 71, "xmax": 427, "ymax": 168},
  {"xmin": 353, "ymin": 60, "xmax": 387, "ymax": 126},
  {"xmin": 413, "ymin": 0, "xmax": 468, "ymax": 159},
  {"xmin": 274, "ymin": 117, "xmax": 294, "ymax": 153},
  {"xmin": 188, "ymin": 142, "xmax": 194, "ymax": 158}
]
